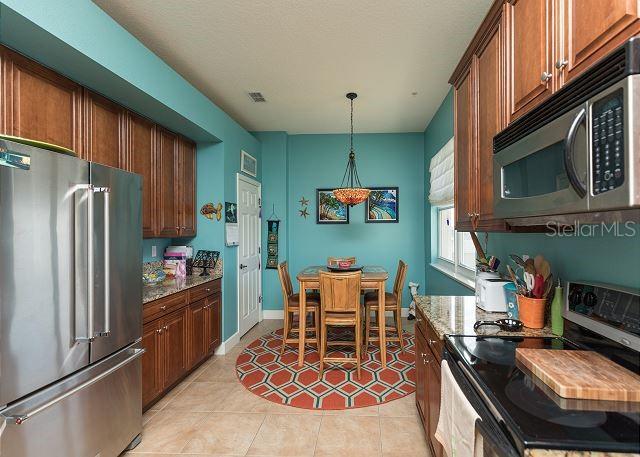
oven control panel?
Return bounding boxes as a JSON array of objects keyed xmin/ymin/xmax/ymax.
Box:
[{"xmin": 591, "ymin": 89, "xmax": 625, "ymax": 195}]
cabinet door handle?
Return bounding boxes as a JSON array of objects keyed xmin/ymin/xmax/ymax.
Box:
[
  {"xmin": 555, "ymin": 59, "xmax": 568, "ymax": 70},
  {"xmin": 541, "ymin": 71, "xmax": 552, "ymax": 82}
]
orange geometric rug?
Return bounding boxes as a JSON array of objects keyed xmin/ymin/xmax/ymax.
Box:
[{"xmin": 235, "ymin": 328, "xmax": 415, "ymax": 410}]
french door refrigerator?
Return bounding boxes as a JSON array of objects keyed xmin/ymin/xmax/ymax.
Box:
[{"xmin": 0, "ymin": 138, "xmax": 143, "ymax": 456}]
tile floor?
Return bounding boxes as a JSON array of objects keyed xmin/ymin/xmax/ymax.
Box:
[{"xmin": 123, "ymin": 318, "xmax": 430, "ymax": 457}]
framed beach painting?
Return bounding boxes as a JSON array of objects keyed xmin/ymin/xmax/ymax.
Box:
[
  {"xmin": 316, "ymin": 188, "xmax": 349, "ymax": 224},
  {"xmin": 366, "ymin": 187, "xmax": 399, "ymax": 223}
]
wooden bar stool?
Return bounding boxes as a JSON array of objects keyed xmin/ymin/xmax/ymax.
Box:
[
  {"xmin": 278, "ymin": 262, "xmax": 320, "ymax": 355},
  {"xmin": 364, "ymin": 260, "xmax": 408, "ymax": 350},
  {"xmin": 318, "ymin": 270, "xmax": 363, "ymax": 379}
]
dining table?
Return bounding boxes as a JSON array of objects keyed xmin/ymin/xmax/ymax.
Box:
[{"xmin": 296, "ymin": 265, "xmax": 390, "ymax": 368}]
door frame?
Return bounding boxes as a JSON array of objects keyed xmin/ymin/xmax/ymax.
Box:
[{"xmin": 236, "ymin": 173, "xmax": 263, "ymax": 337}]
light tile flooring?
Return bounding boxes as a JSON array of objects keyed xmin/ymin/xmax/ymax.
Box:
[{"xmin": 124, "ymin": 318, "xmax": 430, "ymax": 457}]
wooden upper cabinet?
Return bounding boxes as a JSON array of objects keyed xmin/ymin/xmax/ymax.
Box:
[
  {"xmin": 475, "ymin": 14, "xmax": 508, "ymax": 231},
  {"xmin": 156, "ymin": 128, "xmax": 180, "ymax": 238},
  {"xmin": 561, "ymin": 0, "xmax": 640, "ymax": 84},
  {"xmin": 453, "ymin": 68, "xmax": 474, "ymax": 232},
  {"xmin": 178, "ymin": 137, "xmax": 197, "ymax": 237},
  {"xmin": 84, "ymin": 89, "xmax": 127, "ymax": 168},
  {"xmin": 507, "ymin": 0, "xmax": 554, "ymax": 121},
  {"xmin": 0, "ymin": 46, "xmax": 82, "ymax": 152},
  {"xmin": 128, "ymin": 113, "xmax": 157, "ymax": 238}
]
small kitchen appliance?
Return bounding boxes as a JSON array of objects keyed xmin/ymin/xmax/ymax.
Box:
[
  {"xmin": 477, "ymin": 277, "xmax": 512, "ymax": 312},
  {"xmin": 493, "ymin": 37, "xmax": 640, "ymax": 221}
]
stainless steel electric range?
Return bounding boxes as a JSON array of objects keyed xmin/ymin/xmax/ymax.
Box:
[{"xmin": 444, "ymin": 281, "xmax": 640, "ymax": 456}]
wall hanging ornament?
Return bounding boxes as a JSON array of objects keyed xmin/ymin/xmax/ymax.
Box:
[
  {"xmin": 225, "ymin": 202, "xmax": 237, "ymax": 223},
  {"xmin": 266, "ymin": 205, "xmax": 280, "ymax": 269},
  {"xmin": 299, "ymin": 196, "xmax": 309, "ymax": 206},
  {"xmin": 200, "ymin": 202, "xmax": 223, "ymax": 221},
  {"xmin": 299, "ymin": 207, "xmax": 309, "ymax": 219}
]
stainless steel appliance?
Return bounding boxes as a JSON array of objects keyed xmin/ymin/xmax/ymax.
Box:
[
  {"xmin": 0, "ymin": 138, "xmax": 143, "ymax": 456},
  {"xmin": 493, "ymin": 38, "xmax": 640, "ymax": 221},
  {"xmin": 444, "ymin": 281, "xmax": 640, "ymax": 455}
]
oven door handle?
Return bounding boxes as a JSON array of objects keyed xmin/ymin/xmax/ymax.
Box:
[{"xmin": 564, "ymin": 107, "xmax": 587, "ymax": 198}]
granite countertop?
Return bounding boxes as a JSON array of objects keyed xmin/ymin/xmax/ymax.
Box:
[
  {"xmin": 415, "ymin": 295, "xmax": 554, "ymax": 339},
  {"xmin": 143, "ymin": 260, "xmax": 223, "ymax": 304}
]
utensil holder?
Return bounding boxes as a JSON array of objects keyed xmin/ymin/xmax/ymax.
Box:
[{"xmin": 517, "ymin": 295, "xmax": 546, "ymax": 329}]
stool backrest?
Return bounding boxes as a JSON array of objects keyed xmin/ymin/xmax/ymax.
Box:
[
  {"xmin": 277, "ymin": 261, "xmax": 294, "ymax": 300},
  {"xmin": 319, "ymin": 270, "xmax": 361, "ymax": 313},
  {"xmin": 393, "ymin": 260, "xmax": 408, "ymax": 306}
]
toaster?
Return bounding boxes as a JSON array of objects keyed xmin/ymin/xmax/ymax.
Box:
[{"xmin": 477, "ymin": 277, "xmax": 512, "ymax": 312}]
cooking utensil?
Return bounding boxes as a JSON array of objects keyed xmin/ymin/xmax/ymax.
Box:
[
  {"xmin": 474, "ymin": 319, "xmax": 524, "ymax": 332},
  {"xmin": 507, "ymin": 265, "xmax": 527, "ymax": 295},
  {"xmin": 534, "ymin": 255, "xmax": 551, "ymax": 280},
  {"xmin": 510, "ymin": 254, "xmax": 526, "ymax": 268},
  {"xmin": 534, "ymin": 255, "xmax": 544, "ymax": 274},
  {"xmin": 470, "ymin": 231, "xmax": 487, "ymax": 264},
  {"xmin": 524, "ymin": 272, "xmax": 535, "ymax": 295},
  {"xmin": 543, "ymin": 274, "xmax": 554, "ymax": 298},
  {"xmin": 532, "ymin": 274, "xmax": 545, "ymax": 298},
  {"xmin": 524, "ymin": 258, "xmax": 536, "ymax": 275}
]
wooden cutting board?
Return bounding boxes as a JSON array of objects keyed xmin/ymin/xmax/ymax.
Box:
[{"xmin": 515, "ymin": 348, "xmax": 640, "ymax": 402}]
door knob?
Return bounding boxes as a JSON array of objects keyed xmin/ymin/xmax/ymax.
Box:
[{"xmin": 240, "ymin": 264, "xmax": 248, "ymax": 269}]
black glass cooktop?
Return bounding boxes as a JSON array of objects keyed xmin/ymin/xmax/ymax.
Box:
[{"xmin": 446, "ymin": 335, "xmax": 640, "ymax": 453}]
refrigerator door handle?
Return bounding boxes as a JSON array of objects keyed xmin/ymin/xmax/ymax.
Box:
[
  {"xmin": 75, "ymin": 184, "xmax": 95, "ymax": 343},
  {"xmin": 2, "ymin": 348, "xmax": 144, "ymax": 425},
  {"xmin": 94, "ymin": 186, "xmax": 111, "ymax": 337}
]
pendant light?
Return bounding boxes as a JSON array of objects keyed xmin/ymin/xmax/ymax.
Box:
[{"xmin": 333, "ymin": 92, "xmax": 370, "ymax": 206}]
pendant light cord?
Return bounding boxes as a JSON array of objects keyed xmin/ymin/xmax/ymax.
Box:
[{"xmin": 339, "ymin": 93, "xmax": 363, "ymax": 189}]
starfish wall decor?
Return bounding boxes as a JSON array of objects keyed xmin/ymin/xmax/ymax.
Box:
[
  {"xmin": 299, "ymin": 196, "xmax": 309, "ymax": 206},
  {"xmin": 299, "ymin": 207, "xmax": 309, "ymax": 219}
]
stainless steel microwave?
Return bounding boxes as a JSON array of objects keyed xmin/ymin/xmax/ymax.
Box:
[{"xmin": 493, "ymin": 39, "xmax": 640, "ymax": 220}]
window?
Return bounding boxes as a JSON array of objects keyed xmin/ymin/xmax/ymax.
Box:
[{"xmin": 434, "ymin": 206, "xmax": 476, "ymax": 286}]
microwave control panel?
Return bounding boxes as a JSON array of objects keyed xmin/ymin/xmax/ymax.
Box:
[{"xmin": 591, "ymin": 88, "xmax": 625, "ymax": 195}]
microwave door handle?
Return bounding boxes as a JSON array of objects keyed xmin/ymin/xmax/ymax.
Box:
[{"xmin": 564, "ymin": 108, "xmax": 588, "ymax": 198}]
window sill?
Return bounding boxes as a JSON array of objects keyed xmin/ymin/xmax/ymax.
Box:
[{"xmin": 430, "ymin": 261, "xmax": 475, "ymax": 290}]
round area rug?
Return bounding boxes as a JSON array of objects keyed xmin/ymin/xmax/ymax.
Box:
[{"xmin": 235, "ymin": 327, "xmax": 415, "ymax": 410}]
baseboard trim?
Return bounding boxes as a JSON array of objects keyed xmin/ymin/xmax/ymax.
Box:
[
  {"xmin": 215, "ymin": 330, "xmax": 240, "ymax": 355},
  {"xmin": 262, "ymin": 308, "xmax": 409, "ymax": 319},
  {"xmin": 262, "ymin": 310, "xmax": 284, "ymax": 320}
]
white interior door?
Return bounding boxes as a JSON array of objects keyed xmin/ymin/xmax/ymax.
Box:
[{"xmin": 237, "ymin": 174, "xmax": 261, "ymax": 337}]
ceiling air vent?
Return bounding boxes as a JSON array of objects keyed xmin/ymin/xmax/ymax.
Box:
[{"xmin": 248, "ymin": 92, "xmax": 266, "ymax": 102}]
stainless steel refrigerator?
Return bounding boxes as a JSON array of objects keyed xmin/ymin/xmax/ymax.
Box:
[{"xmin": 0, "ymin": 138, "xmax": 143, "ymax": 456}]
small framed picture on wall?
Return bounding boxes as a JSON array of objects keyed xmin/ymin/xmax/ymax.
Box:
[
  {"xmin": 241, "ymin": 150, "xmax": 257, "ymax": 177},
  {"xmin": 316, "ymin": 188, "xmax": 349, "ymax": 224},
  {"xmin": 365, "ymin": 187, "xmax": 399, "ymax": 223}
]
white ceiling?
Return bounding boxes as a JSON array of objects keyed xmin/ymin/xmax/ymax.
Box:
[{"xmin": 93, "ymin": 0, "xmax": 492, "ymax": 134}]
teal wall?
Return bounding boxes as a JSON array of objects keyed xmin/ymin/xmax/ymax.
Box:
[
  {"xmin": 0, "ymin": 0, "xmax": 261, "ymax": 340},
  {"xmin": 253, "ymin": 132, "xmax": 289, "ymax": 310},
  {"xmin": 423, "ymin": 90, "xmax": 473, "ymax": 295},
  {"xmin": 423, "ymin": 89, "xmax": 640, "ymax": 291},
  {"xmin": 260, "ymin": 132, "xmax": 426, "ymax": 309}
]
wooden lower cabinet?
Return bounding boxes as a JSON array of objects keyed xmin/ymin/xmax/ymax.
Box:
[
  {"xmin": 415, "ymin": 309, "xmax": 443, "ymax": 457},
  {"xmin": 163, "ymin": 308, "xmax": 188, "ymax": 388},
  {"xmin": 206, "ymin": 293, "xmax": 222, "ymax": 354},
  {"xmin": 142, "ymin": 280, "xmax": 222, "ymax": 410},
  {"xmin": 141, "ymin": 319, "xmax": 162, "ymax": 407}
]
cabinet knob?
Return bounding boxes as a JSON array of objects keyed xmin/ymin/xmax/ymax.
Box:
[
  {"xmin": 182, "ymin": 226, "xmax": 186, "ymax": 230},
  {"xmin": 160, "ymin": 305, "xmax": 167, "ymax": 311},
  {"xmin": 555, "ymin": 59, "xmax": 568, "ymax": 70},
  {"xmin": 428, "ymin": 339, "xmax": 437, "ymax": 346},
  {"xmin": 164, "ymin": 326, "xmax": 168, "ymax": 331},
  {"xmin": 205, "ymin": 288, "xmax": 211, "ymax": 292},
  {"xmin": 157, "ymin": 328, "xmax": 162, "ymax": 334},
  {"xmin": 541, "ymin": 71, "xmax": 552, "ymax": 82}
]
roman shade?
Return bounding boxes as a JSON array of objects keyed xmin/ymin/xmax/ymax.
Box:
[{"xmin": 428, "ymin": 137, "xmax": 454, "ymax": 206}]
